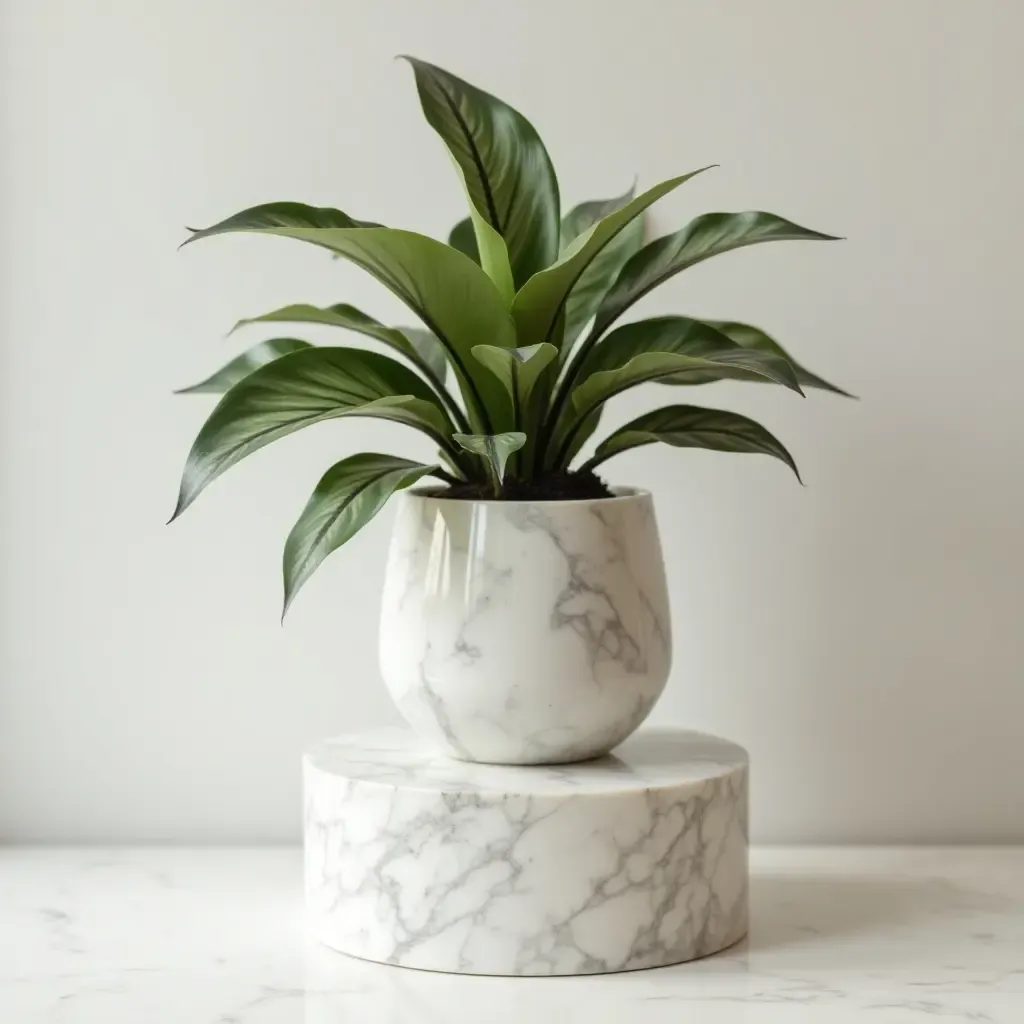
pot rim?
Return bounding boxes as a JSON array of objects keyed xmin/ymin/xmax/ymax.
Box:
[{"xmin": 404, "ymin": 485, "xmax": 651, "ymax": 507}]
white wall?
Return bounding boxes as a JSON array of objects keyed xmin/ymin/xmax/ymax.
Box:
[{"xmin": 1, "ymin": 0, "xmax": 1021, "ymax": 843}]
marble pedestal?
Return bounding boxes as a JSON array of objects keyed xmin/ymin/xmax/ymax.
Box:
[{"xmin": 304, "ymin": 727, "xmax": 748, "ymax": 976}]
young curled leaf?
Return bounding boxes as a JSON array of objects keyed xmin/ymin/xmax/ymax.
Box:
[
  {"xmin": 471, "ymin": 343, "xmax": 557, "ymax": 405},
  {"xmin": 452, "ymin": 432, "xmax": 527, "ymax": 495}
]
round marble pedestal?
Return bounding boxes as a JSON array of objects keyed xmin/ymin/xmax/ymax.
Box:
[{"xmin": 304, "ymin": 727, "xmax": 748, "ymax": 976}]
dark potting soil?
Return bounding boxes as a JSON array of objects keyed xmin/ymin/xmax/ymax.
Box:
[{"xmin": 428, "ymin": 470, "xmax": 614, "ymax": 502}]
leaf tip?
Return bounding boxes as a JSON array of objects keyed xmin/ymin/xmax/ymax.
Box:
[
  {"xmin": 281, "ymin": 569, "xmax": 299, "ymax": 622},
  {"xmin": 167, "ymin": 478, "xmax": 198, "ymax": 523}
]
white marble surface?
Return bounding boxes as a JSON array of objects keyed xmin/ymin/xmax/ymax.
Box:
[
  {"xmin": 3, "ymin": 847, "xmax": 1023, "ymax": 1023},
  {"xmin": 380, "ymin": 489, "xmax": 671, "ymax": 764},
  {"xmin": 304, "ymin": 728, "xmax": 748, "ymax": 974}
]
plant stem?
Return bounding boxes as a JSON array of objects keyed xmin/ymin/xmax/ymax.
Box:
[
  {"xmin": 549, "ymin": 403, "xmax": 590, "ymax": 471},
  {"xmin": 431, "ymin": 468, "xmax": 462, "ymax": 486},
  {"xmin": 488, "ymin": 464, "xmax": 502, "ymax": 499},
  {"xmin": 538, "ymin": 325, "xmax": 598, "ymax": 468}
]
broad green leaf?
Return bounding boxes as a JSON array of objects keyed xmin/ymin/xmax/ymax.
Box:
[
  {"xmin": 171, "ymin": 347, "xmax": 454, "ymax": 519},
  {"xmin": 583, "ymin": 404, "xmax": 800, "ymax": 480},
  {"xmin": 554, "ymin": 341, "xmax": 803, "ymax": 468},
  {"xmin": 591, "ymin": 211, "xmax": 841, "ymax": 339},
  {"xmin": 184, "ymin": 201, "xmax": 377, "ymax": 242},
  {"xmin": 232, "ymin": 302, "xmax": 450, "ymax": 385},
  {"xmin": 657, "ymin": 319, "xmax": 852, "ymax": 396},
  {"xmin": 579, "ymin": 317, "xmax": 803, "ymax": 390},
  {"xmin": 403, "ymin": 57, "xmax": 560, "ymax": 289},
  {"xmin": 571, "ymin": 349, "xmax": 801, "ymax": 419},
  {"xmin": 448, "ymin": 217, "xmax": 479, "ymax": 263},
  {"xmin": 283, "ymin": 453, "xmax": 438, "ymax": 615},
  {"xmin": 453, "ymin": 432, "xmax": 526, "ymax": 493},
  {"xmin": 560, "ymin": 187, "xmax": 646, "ymax": 349},
  {"xmin": 511, "ymin": 169, "xmax": 712, "ymax": 353},
  {"xmin": 175, "ymin": 339, "xmax": 311, "ymax": 394},
  {"xmin": 184, "ymin": 220, "xmax": 515, "ymax": 432}
]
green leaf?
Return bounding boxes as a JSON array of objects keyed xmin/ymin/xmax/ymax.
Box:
[
  {"xmin": 453, "ymin": 432, "xmax": 526, "ymax": 494},
  {"xmin": 464, "ymin": 203, "xmax": 516, "ymax": 305},
  {"xmin": 560, "ymin": 191, "xmax": 633, "ymax": 249},
  {"xmin": 570, "ymin": 348, "xmax": 801, "ymax": 421},
  {"xmin": 472, "ymin": 343, "xmax": 557, "ymax": 472},
  {"xmin": 183, "ymin": 220, "xmax": 515, "ymax": 433},
  {"xmin": 580, "ymin": 317, "xmax": 803, "ymax": 390},
  {"xmin": 283, "ymin": 453, "xmax": 437, "ymax": 616},
  {"xmin": 448, "ymin": 217, "xmax": 479, "ymax": 263},
  {"xmin": 510, "ymin": 169, "xmax": 713, "ymax": 354},
  {"xmin": 592, "ymin": 211, "xmax": 841, "ymax": 339},
  {"xmin": 400, "ymin": 327, "xmax": 450, "ymax": 384},
  {"xmin": 183, "ymin": 202, "xmax": 377, "ymax": 243},
  {"xmin": 471, "ymin": 343, "xmax": 557, "ymax": 407},
  {"xmin": 559, "ymin": 187, "xmax": 646, "ymax": 349},
  {"xmin": 175, "ymin": 339, "xmax": 311, "ymax": 394},
  {"xmin": 553, "ymin": 324, "xmax": 803, "ymax": 468},
  {"xmin": 232, "ymin": 302, "xmax": 450, "ymax": 385},
  {"xmin": 403, "ymin": 57, "xmax": 560, "ymax": 289},
  {"xmin": 583, "ymin": 404, "xmax": 800, "ymax": 480},
  {"xmin": 170, "ymin": 347, "xmax": 454, "ymax": 520},
  {"xmin": 657, "ymin": 319, "xmax": 853, "ymax": 396}
]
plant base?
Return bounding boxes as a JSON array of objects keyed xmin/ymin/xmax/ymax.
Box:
[
  {"xmin": 304, "ymin": 727, "xmax": 749, "ymax": 976},
  {"xmin": 425, "ymin": 468, "xmax": 612, "ymax": 502}
]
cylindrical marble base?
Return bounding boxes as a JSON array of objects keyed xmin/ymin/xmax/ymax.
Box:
[{"xmin": 304, "ymin": 728, "xmax": 748, "ymax": 976}]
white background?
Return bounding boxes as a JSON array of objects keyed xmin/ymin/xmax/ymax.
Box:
[{"xmin": 1, "ymin": 1, "xmax": 1021, "ymax": 843}]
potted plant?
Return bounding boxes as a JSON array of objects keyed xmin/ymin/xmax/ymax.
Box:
[{"xmin": 172, "ymin": 58, "xmax": 847, "ymax": 765}]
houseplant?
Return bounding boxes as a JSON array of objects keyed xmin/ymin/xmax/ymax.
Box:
[{"xmin": 172, "ymin": 57, "xmax": 846, "ymax": 764}]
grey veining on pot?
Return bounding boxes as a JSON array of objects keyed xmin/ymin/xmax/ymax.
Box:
[
  {"xmin": 304, "ymin": 727, "xmax": 749, "ymax": 976},
  {"xmin": 379, "ymin": 488, "xmax": 671, "ymax": 764}
]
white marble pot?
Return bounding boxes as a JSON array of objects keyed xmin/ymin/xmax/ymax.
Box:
[{"xmin": 379, "ymin": 488, "xmax": 672, "ymax": 765}]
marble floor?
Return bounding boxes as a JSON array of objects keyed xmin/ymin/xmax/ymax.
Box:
[{"xmin": 1, "ymin": 846, "xmax": 1021, "ymax": 1022}]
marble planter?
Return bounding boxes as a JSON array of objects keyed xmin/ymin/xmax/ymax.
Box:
[{"xmin": 379, "ymin": 488, "xmax": 671, "ymax": 765}]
